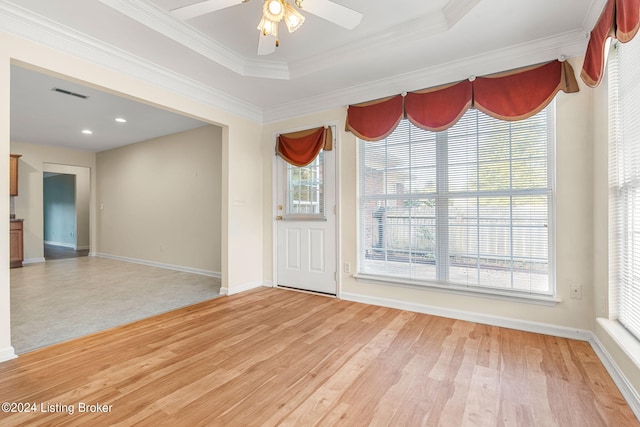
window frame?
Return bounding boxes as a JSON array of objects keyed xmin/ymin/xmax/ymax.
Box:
[
  {"xmin": 608, "ymin": 38, "xmax": 640, "ymax": 343},
  {"xmin": 355, "ymin": 106, "xmax": 557, "ymax": 303},
  {"xmin": 283, "ymin": 151, "xmax": 326, "ymax": 221}
]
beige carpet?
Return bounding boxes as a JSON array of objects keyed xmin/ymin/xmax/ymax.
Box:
[{"xmin": 10, "ymin": 256, "xmax": 221, "ymax": 354}]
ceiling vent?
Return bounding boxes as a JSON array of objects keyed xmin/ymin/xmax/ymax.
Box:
[{"xmin": 51, "ymin": 87, "xmax": 89, "ymax": 99}]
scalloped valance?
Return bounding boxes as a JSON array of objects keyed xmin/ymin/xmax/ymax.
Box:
[{"xmin": 346, "ymin": 60, "xmax": 579, "ymax": 141}]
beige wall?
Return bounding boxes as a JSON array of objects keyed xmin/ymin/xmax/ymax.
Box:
[
  {"xmin": 263, "ymin": 57, "xmax": 595, "ymax": 330},
  {"xmin": 10, "ymin": 141, "xmax": 96, "ymax": 261},
  {"xmin": 96, "ymin": 125, "xmax": 222, "ymax": 273}
]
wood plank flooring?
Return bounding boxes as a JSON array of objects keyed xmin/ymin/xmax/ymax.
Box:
[{"xmin": 0, "ymin": 287, "xmax": 637, "ymax": 426}]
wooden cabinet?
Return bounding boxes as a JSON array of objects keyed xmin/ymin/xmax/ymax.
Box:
[
  {"xmin": 10, "ymin": 155, "xmax": 23, "ymax": 267},
  {"xmin": 10, "ymin": 219, "xmax": 23, "ymax": 268},
  {"xmin": 10, "ymin": 154, "xmax": 21, "ymax": 196}
]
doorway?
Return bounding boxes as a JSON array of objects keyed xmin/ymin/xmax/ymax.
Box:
[
  {"xmin": 275, "ymin": 126, "xmax": 338, "ymax": 295},
  {"xmin": 42, "ymin": 164, "xmax": 91, "ymax": 260}
]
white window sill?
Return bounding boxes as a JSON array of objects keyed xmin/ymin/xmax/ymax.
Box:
[
  {"xmin": 597, "ymin": 318, "xmax": 640, "ymax": 368},
  {"xmin": 353, "ymin": 273, "xmax": 561, "ymax": 306}
]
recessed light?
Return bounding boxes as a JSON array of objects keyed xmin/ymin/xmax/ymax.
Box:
[
  {"xmin": 115, "ymin": 117, "xmax": 127, "ymax": 123},
  {"xmin": 82, "ymin": 129, "xmax": 93, "ymax": 135}
]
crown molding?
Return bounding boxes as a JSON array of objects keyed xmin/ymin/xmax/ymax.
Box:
[
  {"xmin": 0, "ymin": 0, "xmax": 263, "ymax": 123},
  {"xmin": 0, "ymin": 0, "xmax": 594, "ymax": 126},
  {"xmin": 263, "ymin": 30, "xmax": 589, "ymax": 123},
  {"xmin": 97, "ymin": 0, "xmax": 481, "ymax": 82},
  {"xmin": 99, "ymin": 0, "xmax": 290, "ymax": 80}
]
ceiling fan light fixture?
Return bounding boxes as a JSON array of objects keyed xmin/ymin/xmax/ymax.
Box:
[
  {"xmin": 284, "ymin": 2, "xmax": 305, "ymax": 33},
  {"xmin": 258, "ymin": 15, "xmax": 279, "ymax": 38},
  {"xmin": 263, "ymin": 0, "xmax": 285, "ymax": 22}
]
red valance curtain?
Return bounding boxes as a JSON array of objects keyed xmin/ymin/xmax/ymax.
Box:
[
  {"xmin": 345, "ymin": 95, "xmax": 404, "ymax": 141},
  {"xmin": 475, "ymin": 60, "xmax": 579, "ymax": 121},
  {"xmin": 582, "ymin": 0, "xmax": 640, "ymax": 87},
  {"xmin": 276, "ymin": 126, "xmax": 333, "ymax": 167},
  {"xmin": 405, "ymin": 81, "xmax": 472, "ymax": 131},
  {"xmin": 347, "ymin": 60, "xmax": 579, "ymax": 141}
]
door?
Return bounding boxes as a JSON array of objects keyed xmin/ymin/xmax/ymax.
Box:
[{"xmin": 276, "ymin": 146, "xmax": 337, "ymax": 295}]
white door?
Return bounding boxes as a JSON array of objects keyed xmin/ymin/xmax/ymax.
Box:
[{"xmin": 276, "ymin": 147, "xmax": 336, "ymax": 295}]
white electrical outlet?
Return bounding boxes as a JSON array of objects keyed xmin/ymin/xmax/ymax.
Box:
[
  {"xmin": 343, "ymin": 262, "xmax": 351, "ymax": 274},
  {"xmin": 570, "ymin": 283, "xmax": 582, "ymax": 299}
]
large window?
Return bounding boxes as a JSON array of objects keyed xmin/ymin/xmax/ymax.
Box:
[
  {"xmin": 609, "ymin": 37, "xmax": 640, "ymax": 342},
  {"xmin": 358, "ymin": 107, "xmax": 555, "ymax": 296}
]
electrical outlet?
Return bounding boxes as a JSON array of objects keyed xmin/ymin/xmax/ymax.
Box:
[
  {"xmin": 570, "ymin": 283, "xmax": 582, "ymax": 300},
  {"xmin": 343, "ymin": 262, "xmax": 351, "ymax": 274}
]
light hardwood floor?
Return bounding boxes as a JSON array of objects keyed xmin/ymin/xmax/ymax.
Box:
[{"xmin": 0, "ymin": 287, "xmax": 637, "ymax": 426}]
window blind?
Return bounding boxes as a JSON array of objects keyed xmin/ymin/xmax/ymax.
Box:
[
  {"xmin": 609, "ymin": 37, "xmax": 640, "ymax": 341},
  {"xmin": 358, "ymin": 108, "xmax": 554, "ymax": 296}
]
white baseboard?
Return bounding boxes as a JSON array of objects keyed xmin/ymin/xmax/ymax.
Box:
[
  {"xmin": 76, "ymin": 245, "xmax": 90, "ymax": 250},
  {"xmin": 341, "ymin": 292, "xmax": 592, "ymax": 341},
  {"xmin": 222, "ymin": 281, "xmax": 269, "ymax": 296},
  {"xmin": 0, "ymin": 346, "xmax": 16, "ymax": 363},
  {"xmin": 589, "ymin": 334, "xmax": 640, "ymax": 420},
  {"xmin": 23, "ymin": 257, "xmax": 45, "ymax": 265},
  {"xmin": 95, "ymin": 253, "xmax": 221, "ymax": 278},
  {"xmin": 341, "ymin": 291, "xmax": 640, "ymax": 420}
]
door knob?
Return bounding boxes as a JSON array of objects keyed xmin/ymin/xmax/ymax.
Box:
[{"xmin": 276, "ymin": 215, "xmax": 284, "ymax": 221}]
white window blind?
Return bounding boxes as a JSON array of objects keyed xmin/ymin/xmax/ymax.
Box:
[
  {"xmin": 358, "ymin": 107, "xmax": 554, "ymax": 296},
  {"xmin": 285, "ymin": 151, "xmax": 324, "ymax": 217},
  {"xmin": 609, "ymin": 37, "xmax": 640, "ymax": 341}
]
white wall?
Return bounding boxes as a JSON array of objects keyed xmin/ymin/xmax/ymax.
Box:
[
  {"xmin": 0, "ymin": 41, "xmax": 11, "ymax": 361},
  {"xmin": 96, "ymin": 125, "xmax": 222, "ymax": 274}
]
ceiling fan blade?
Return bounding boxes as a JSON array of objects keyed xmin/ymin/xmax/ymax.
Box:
[
  {"xmin": 257, "ymin": 33, "xmax": 277, "ymax": 56},
  {"xmin": 300, "ymin": 0, "xmax": 363, "ymax": 30},
  {"xmin": 170, "ymin": 0, "xmax": 242, "ymax": 21}
]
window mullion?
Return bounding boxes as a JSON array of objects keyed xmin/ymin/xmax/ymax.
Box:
[
  {"xmin": 436, "ymin": 131, "xmax": 449, "ymax": 282},
  {"xmin": 475, "ymin": 112, "xmax": 481, "ymax": 284},
  {"xmin": 509, "ymin": 122, "xmax": 515, "ymax": 289}
]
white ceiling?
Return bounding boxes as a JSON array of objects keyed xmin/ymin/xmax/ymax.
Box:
[
  {"xmin": 5, "ymin": 0, "xmax": 606, "ymax": 151},
  {"xmin": 11, "ymin": 65, "xmax": 207, "ymax": 152}
]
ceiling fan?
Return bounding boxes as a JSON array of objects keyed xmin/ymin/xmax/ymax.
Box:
[{"xmin": 170, "ymin": 0, "xmax": 363, "ymax": 56}]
